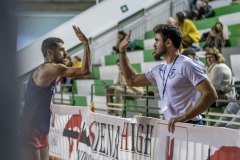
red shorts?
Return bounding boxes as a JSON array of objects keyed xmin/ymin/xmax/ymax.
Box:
[{"xmin": 24, "ymin": 127, "xmax": 48, "ymax": 149}]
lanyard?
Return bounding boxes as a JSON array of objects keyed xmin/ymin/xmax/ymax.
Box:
[{"xmin": 161, "ymin": 55, "xmax": 179, "ymax": 98}]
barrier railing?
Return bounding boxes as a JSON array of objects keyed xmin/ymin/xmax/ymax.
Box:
[
  {"xmin": 53, "ymin": 82, "xmax": 240, "ymax": 128},
  {"xmin": 53, "ymin": 84, "xmax": 75, "ymax": 105},
  {"xmin": 89, "ymin": 83, "xmax": 240, "ymax": 128},
  {"xmin": 90, "ymin": 83, "xmax": 161, "ymax": 117}
]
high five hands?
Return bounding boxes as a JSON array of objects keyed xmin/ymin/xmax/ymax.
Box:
[
  {"xmin": 119, "ymin": 29, "xmax": 132, "ymax": 53},
  {"xmin": 73, "ymin": 25, "xmax": 88, "ymax": 45}
]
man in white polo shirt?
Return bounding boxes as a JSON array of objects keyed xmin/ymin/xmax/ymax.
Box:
[{"xmin": 118, "ymin": 24, "xmax": 217, "ymax": 133}]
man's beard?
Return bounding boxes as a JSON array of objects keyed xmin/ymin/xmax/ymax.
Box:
[
  {"xmin": 153, "ymin": 46, "xmax": 167, "ymax": 61},
  {"xmin": 54, "ymin": 57, "xmax": 64, "ymax": 64},
  {"xmin": 153, "ymin": 52, "xmax": 162, "ymax": 61}
]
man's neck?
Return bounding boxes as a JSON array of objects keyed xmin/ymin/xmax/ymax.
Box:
[
  {"xmin": 44, "ymin": 58, "xmax": 54, "ymax": 63},
  {"xmin": 164, "ymin": 50, "xmax": 180, "ymax": 64}
]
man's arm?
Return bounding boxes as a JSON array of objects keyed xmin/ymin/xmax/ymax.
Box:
[
  {"xmin": 59, "ymin": 25, "xmax": 92, "ymax": 77},
  {"xmin": 118, "ymin": 30, "xmax": 151, "ymax": 87},
  {"xmin": 168, "ymin": 79, "xmax": 218, "ymax": 133}
]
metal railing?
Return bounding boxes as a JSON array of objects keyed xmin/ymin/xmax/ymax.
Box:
[
  {"xmin": 90, "ymin": 83, "xmax": 161, "ymax": 117},
  {"xmin": 53, "ymin": 84, "xmax": 75, "ymax": 105},
  {"xmin": 51, "ymin": 82, "xmax": 240, "ymax": 129},
  {"xmin": 90, "ymin": 83, "xmax": 240, "ymax": 128}
]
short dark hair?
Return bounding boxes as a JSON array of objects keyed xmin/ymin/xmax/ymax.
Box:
[
  {"xmin": 182, "ymin": 48, "xmax": 196, "ymax": 56},
  {"xmin": 153, "ymin": 24, "xmax": 182, "ymax": 49},
  {"xmin": 41, "ymin": 37, "xmax": 64, "ymax": 57}
]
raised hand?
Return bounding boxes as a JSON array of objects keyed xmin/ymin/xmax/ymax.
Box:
[
  {"xmin": 119, "ymin": 29, "xmax": 132, "ymax": 53},
  {"xmin": 73, "ymin": 25, "xmax": 88, "ymax": 45}
]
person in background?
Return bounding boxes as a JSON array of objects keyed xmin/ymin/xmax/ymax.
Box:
[
  {"xmin": 231, "ymin": 0, "xmax": 240, "ymax": 4},
  {"xmin": 63, "ymin": 56, "xmax": 73, "ymax": 92},
  {"xmin": 175, "ymin": 11, "xmax": 201, "ymax": 49},
  {"xmin": 72, "ymin": 55, "xmax": 82, "ymax": 68},
  {"xmin": 181, "ymin": 48, "xmax": 205, "ymax": 73},
  {"xmin": 166, "ymin": 17, "xmax": 176, "ymax": 25},
  {"xmin": 201, "ymin": 21, "xmax": 227, "ymax": 42},
  {"xmin": 205, "ymin": 48, "xmax": 233, "ymax": 104},
  {"xmin": 64, "ymin": 56, "xmax": 73, "ymax": 67},
  {"xmin": 186, "ymin": 0, "xmax": 198, "ymax": 20},
  {"xmin": 112, "ymin": 30, "xmax": 140, "ymax": 54},
  {"xmin": 203, "ymin": 26, "xmax": 225, "ymax": 52},
  {"xmin": 193, "ymin": 0, "xmax": 214, "ymax": 20},
  {"xmin": 113, "ymin": 31, "xmax": 127, "ymax": 53},
  {"xmin": 106, "ymin": 59, "xmax": 144, "ymax": 116},
  {"xmin": 214, "ymin": 101, "xmax": 240, "ymax": 129}
]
